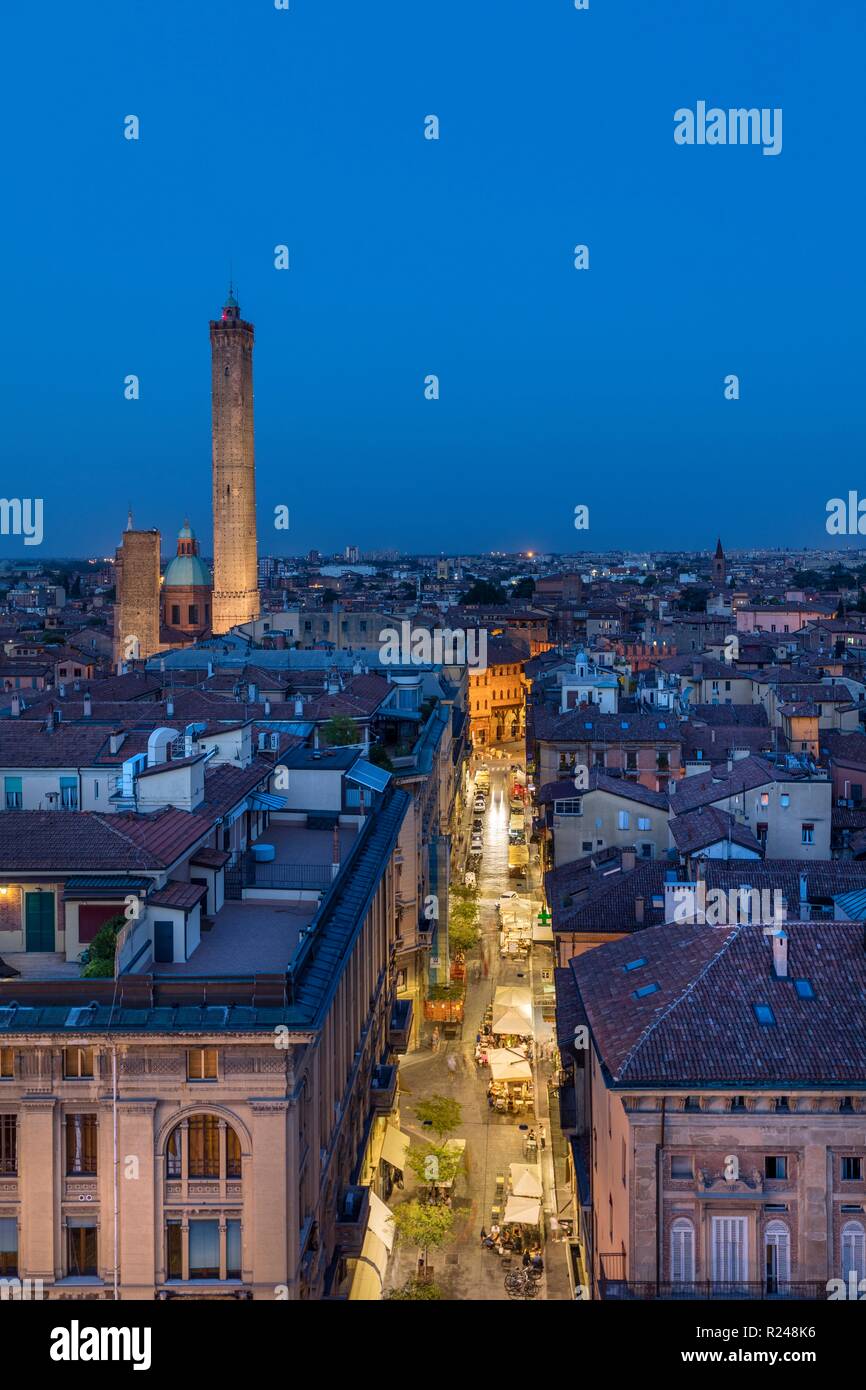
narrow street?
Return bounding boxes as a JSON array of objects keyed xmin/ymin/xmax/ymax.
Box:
[{"xmin": 388, "ymin": 752, "xmax": 573, "ymax": 1300}]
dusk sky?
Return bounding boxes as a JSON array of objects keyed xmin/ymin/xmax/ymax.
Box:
[{"xmin": 2, "ymin": 0, "xmax": 864, "ymax": 557}]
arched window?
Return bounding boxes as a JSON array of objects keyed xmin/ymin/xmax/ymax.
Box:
[
  {"xmin": 764, "ymin": 1220, "xmax": 790, "ymax": 1293},
  {"xmin": 671, "ymin": 1217, "xmax": 695, "ymax": 1285},
  {"xmin": 841, "ymin": 1221, "xmax": 866, "ymax": 1283},
  {"xmin": 166, "ymin": 1115, "xmax": 242, "ymax": 1180}
]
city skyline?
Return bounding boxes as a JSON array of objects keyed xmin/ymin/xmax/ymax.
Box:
[{"xmin": 3, "ymin": 1, "xmax": 864, "ymax": 557}]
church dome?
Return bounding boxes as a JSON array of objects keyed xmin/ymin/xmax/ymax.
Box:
[{"xmin": 163, "ymin": 522, "xmax": 212, "ymax": 590}]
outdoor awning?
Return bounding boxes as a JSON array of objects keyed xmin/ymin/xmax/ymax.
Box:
[
  {"xmin": 368, "ymin": 1191, "xmax": 395, "ymax": 1253},
  {"xmin": 225, "ymin": 803, "xmax": 246, "ymax": 827},
  {"xmin": 63, "ymin": 876, "xmax": 150, "ymax": 900},
  {"xmin": 503, "ymin": 1194, "xmax": 542, "ymax": 1226},
  {"xmin": 532, "ymin": 918, "xmax": 554, "ymax": 944},
  {"xmin": 248, "ymin": 791, "xmax": 287, "ymax": 812},
  {"xmin": 347, "ymin": 758, "xmax": 391, "ymax": 793},
  {"xmin": 491, "ymin": 1008, "xmax": 535, "ymax": 1038},
  {"xmin": 381, "ymin": 1125, "xmax": 411, "ymax": 1172},
  {"xmin": 348, "ymin": 1228, "xmax": 389, "ymax": 1301},
  {"xmin": 487, "ymin": 1049, "xmax": 533, "ymax": 1084},
  {"xmin": 509, "ymin": 1163, "xmax": 543, "ymax": 1199}
]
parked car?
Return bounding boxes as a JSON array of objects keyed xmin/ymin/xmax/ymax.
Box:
[
  {"xmin": 473, "ymin": 797, "xmax": 487, "ymax": 813},
  {"xmin": 470, "ymin": 835, "xmax": 484, "ymax": 852},
  {"xmin": 472, "ymin": 818, "xmax": 483, "ymax": 832}
]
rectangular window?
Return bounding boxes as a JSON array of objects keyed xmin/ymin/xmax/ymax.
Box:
[
  {"xmin": 0, "ymin": 1217, "xmax": 17, "ymax": 1277},
  {"xmin": 671, "ymin": 1155, "xmax": 693, "ymax": 1179},
  {"xmin": 60, "ymin": 776, "xmax": 78, "ymax": 811},
  {"xmin": 66, "ymin": 1114, "xmax": 98, "ymax": 1175},
  {"xmin": 0, "ymin": 1048, "xmax": 12, "ymax": 1079},
  {"xmin": 166, "ymin": 1221, "xmax": 182, "ymax": 1279},
  {"xmin": 0, "ymin": 1116, "xmax": 17, "ymax": 1175},
  {"xmin": 64, "ymin": 1046, "xmax": 94, "ymax": 1078},
  {"xmin": 189, "ymin": 1219, "xmax": 220, "ymax": 1278},
  {"xmin": 67, "ymin": 1222, "xmax": 98, "ymax": 1277},
  {"xmin": 171, "ymin": 604, "xmax": 181, "ymax": 626},
  {"xmin": 618, "ymin": 810, "xmax": 630, "ymax": 830},
  {"xmin": 711, "ymin": 1214, "xmax": 748, "ymax": 1284},
  {"xmin": 842, "ymin": 1157, "xmax": 863, "ymax": 1181},
  {"xmin": 764, "ymin": 1155, "xmax": 788, "ymax": 1180},
  {"xmin": 801, "ymin": 823, "xmax": 815, "ymax": 845},
  {"xmin": 4, "ymin": 777, "xmax": 22, "ymax": 810},
  {"xmin": 188, "ymin": 605, "xmax": 199, "ymax": 626},
  {"xmin": 637, "ymin": 817, "xmax": 651, "ymax": 831},
  {"xmin": 227, "ymin": 1220, "xmax": 242, "ymax": 1278},
  {"xmin": 187, "ymin": 1047, "xmax": 218, "ymax": 1081}
]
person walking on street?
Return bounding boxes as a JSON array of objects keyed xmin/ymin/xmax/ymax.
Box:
[
  {"xmin": 540, "ymin": 1125, "xmax": 546, "ymax": 1151},
  {"xmin": 432, "ymin": 1026, "xmax": 440, "ymax": 1052}
]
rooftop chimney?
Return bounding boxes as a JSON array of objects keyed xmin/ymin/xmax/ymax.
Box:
[
  {"xmin": 799, "ymin": 872, "xmax": 808, "ymax": 903},
  {"xmin": 634, "ymin": 895, "xmax": 645, "ymax": 924},
  {"xmin": 83, "ymin": 692, "xmax": 92, "ymax": 718},
  {"xmin": 248, "ymin": 683, "xmax": 257, "ymax": 703},
  {"xmin": 621, "ymin": 848, "xmax": 636, "ymax": 872},
  {"xmin": 264, "ymin": 697, "xmax": 271, "ymax": 716},
  {"xmin": 771, "ymin": 927, "xmax": 788, "ymax": 979},
  {"xmin": 10, "ymin": 694, "xmax": 20, "ymax": 717},
  {"xmin": 294, "ymin": 697, "xmax": 304, "ymax": 717},
  {"xmin": 109, "ymin": 730, "xmax": 126, "ymax": 756}
]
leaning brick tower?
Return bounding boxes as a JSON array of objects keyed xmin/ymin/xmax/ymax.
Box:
[{"xmin": 210, "ymin": 287, "xmax": 260, "ymax": 633}]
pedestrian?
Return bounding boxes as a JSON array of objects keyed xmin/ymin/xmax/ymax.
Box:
[
  {"xmin": 431, "ymin": 1026, "xmax": 440, "ymax": 1052},
  {"xmin": 540, "ymin": 1125, "xmax": 546, "ymax": 1151},
  {"xmin": 447, "ymin": 1053, "xmax": 458, "ymax": 1074},
  {"xmin": 522, "ymin": 1250, "xmax": 531, "ymax": 1269},
  {"xmin": 480, "ymin": 1226, "xmax": 488, "ymax": 1246}
]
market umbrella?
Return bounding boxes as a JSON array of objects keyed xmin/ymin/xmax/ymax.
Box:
[{"xmin": 509, "ymin": 1162, "xmax": 543, "ymax": 1199}]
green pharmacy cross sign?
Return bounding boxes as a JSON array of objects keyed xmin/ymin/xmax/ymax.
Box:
[{"xmin": 537, "ymin": 908, "xmax": 551, "ymax": 927}]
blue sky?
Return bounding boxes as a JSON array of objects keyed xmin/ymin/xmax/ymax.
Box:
[{"xmin": 1, "ymin": 0, "xmax": 863, "ymax": 557}]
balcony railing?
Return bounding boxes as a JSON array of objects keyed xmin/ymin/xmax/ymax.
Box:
[
  {"xmin": 370, "ymin": 1063, "xmax": 397, "ymax": 1114},
  {"xmin": 225, "ymin": 856, "xmax": 334, "ymax": 898},
  {"xmin": 387, "ymin": 999, "xmax": 413, "ymax": 1054},
  {"xmin": 599, "ymin": 1277, "xmax": 827, "ymax": 1301}
]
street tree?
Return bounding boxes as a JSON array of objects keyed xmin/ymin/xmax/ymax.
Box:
[{"xmin": 414, "ymin": 1094, "xmax": 462, "ymax": 1142}]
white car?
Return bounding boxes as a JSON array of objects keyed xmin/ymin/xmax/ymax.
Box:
[
  {"xmin": 470, "ymin": 835, "xmax": 484, "ymax": 853},
  {"xmin": 498, "ymin": 891, "xmax": 520, "ymax": 912},
  {"xmin": 473, "ymin": 798, "xmax": 486, "ymax": 813}
]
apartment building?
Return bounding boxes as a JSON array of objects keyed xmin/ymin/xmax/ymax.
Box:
[
  {"xmin": 0, "ymin": 781, "xmax": 411, "ymax": 1300},
  {"xmin": 559, "ymin": 920, "xmax": 866, "ymax": 1300}
]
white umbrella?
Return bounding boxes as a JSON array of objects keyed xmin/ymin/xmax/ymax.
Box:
[
  {"xmin": 509, "ymin": 1162, "xmax": 543, "ymax": 1199},
  {"xmin": 503, "ymin": 1194, "xmax": 541, "ymax": 1225}
]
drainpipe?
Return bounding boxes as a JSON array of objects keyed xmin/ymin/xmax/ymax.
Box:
[
  {"xmin": 656, "ymin": 1096, "xmax": 666, "ymax": 1295},
  {"xmin": 113, "ymin": 1045, "xmax": 119, "ymax": 1300}
]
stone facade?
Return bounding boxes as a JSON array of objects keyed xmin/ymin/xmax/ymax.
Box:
[{"xmin": 113, "ymin": 525, "xmax": 161, "ymax": 664}]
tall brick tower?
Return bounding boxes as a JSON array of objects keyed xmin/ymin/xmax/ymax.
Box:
[
  {"xmin": 113, "ymin": 509, "xmax": 161, "ymax": 665},
  {"xmin": 713, "ymin": 537, "xmax": 726, "ymax": 587},
  {"xmin": 210, "ymin": 287, "xmax": 259, "ymax": 633}
]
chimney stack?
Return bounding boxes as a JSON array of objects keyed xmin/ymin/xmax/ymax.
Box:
[
  {"xmin": 10, "ymin": 694, "xmax": 20, "ymax": 717},
  {"xmin": 621, "ymin": 847, "xmax": 636, "ymax": 872},
  {"xmin": 109, "ymin": 730, "xmax": 126, "ymax": 756},
  {"xmin": 771, "ymin": 927, "xmax": 788, "ymax": 979},
  {"xmin": 83, "ymin": 692, "xmax": 92, "ymax": 718},
  {"xmin": 294, "ymin": 697, "xmax": 304, "ymax": 717},
  {"xmin": 634, "ymin": 895, "xmax": 645, "ymax": 924}
]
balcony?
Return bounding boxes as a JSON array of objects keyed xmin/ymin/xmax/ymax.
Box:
[
  {"xmin": 599, "ymin": 1278, "xmax": 826, "ymax": 1301},
  {"xmin": 387, "ymin": 999, "xmax": 413, "ymax": 1054},
  {"xmin": 370, "ymin": 1063, "xmax": 397, "ymax": 1114},
  {"xmin": 334, "ymin": 1184, "xmax": 370, "ymax": 1256}
]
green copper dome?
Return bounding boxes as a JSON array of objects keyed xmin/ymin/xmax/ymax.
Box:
[{"xmin": 163, "ymin": 521, "xmax": 212, "ymax": 590}]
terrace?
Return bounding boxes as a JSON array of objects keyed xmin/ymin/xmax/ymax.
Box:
[
  {"xmin": 155, "ymin": 899, "xmax": 318, "ymax": 977},
  {"xmin": 227, "ymin": 821, "xmax": 359, "ymax": 895}
]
